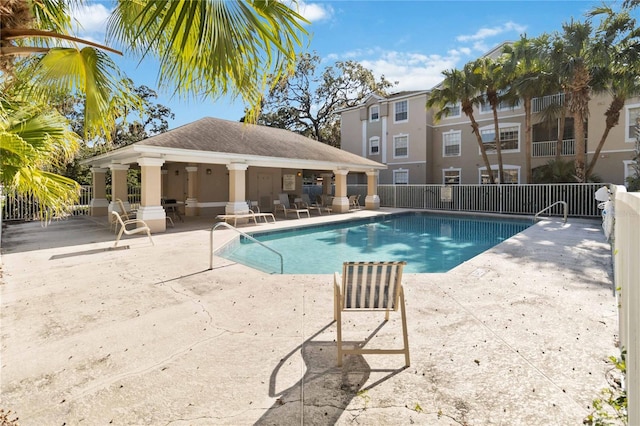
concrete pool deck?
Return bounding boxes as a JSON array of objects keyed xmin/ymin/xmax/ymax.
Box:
[{"xmin": 0, "ymin": 210, "xmax": 618, "ymax": 425}]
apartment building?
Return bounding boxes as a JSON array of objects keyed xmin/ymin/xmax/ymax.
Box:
[{"xmin": 339, "ymin": 90, "xmax": 639, "ymax": 186}]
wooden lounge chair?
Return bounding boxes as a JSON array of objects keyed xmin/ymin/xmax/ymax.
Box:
[
  {"xmin": 274, "ymin": 194, "xmax": 310, "ymax": 219},
  {"xmin": 111, "ymin": 211, "xmax": 154, "ymax": 247},
  {"xmin": 334, "ymin": 261, "xmax": 410, "ymax": 367}
]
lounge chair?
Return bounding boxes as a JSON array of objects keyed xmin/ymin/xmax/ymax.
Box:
[
  {"xmin": 348, "ymin": 195, "xmax": 361, "ymax": 209},
  {"xmin": 334, "ymin": 261, "xmax": 410, "ymax": 367},
  {"xmin": 274, "ymin": 194, "xmax": 310, "ymax": 219},
  {"xmin": 300, "ymin": 194, "xmax": 331, "ymax": 215},
  {"xmin": 216, "ymin": 201, "xmax": 276, "ymax": 226},
  {"xmin": 111, "ymin": 211, "xmax": 154, "ymax": 247}
]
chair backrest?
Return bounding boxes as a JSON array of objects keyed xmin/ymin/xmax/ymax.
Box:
[
  {"xmin": 115, "ymin": 198, "xmax": 134, "ymax": 220},
  {"xmin": 341, "ymin": 261, "xmax": 406, "ymax": 311},
  {"xmin": 278, "ymin": 193, "xmax": 291, "ymax": 208},
  {"xmin": 111, "ymin": 210, "xmax": 126, "ymax": 227},
  {"xmin": 301, "ymin": 194, "xmax": 313, "ymax": 205}
]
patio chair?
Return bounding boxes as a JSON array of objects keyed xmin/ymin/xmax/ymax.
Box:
[
  {"xmin": 334, "ymin": 261, "xmax": 410, "ymax": 367},
  {"xmin": 111, "ymin": 211, "xmax": 154, "ymax": 247},
  {"xmin": 348, "ymin": 195, "xmax": 361, "ymax": 209},
  {"xmin": 274, "ymin": 193, "xmax": 310, "ymax": 219},
  {"xmin": 111, "ymin": 198, "xmax": 137, "ymax": 233},
  {"xmin": 300, "ymin": 194, "xmax": 331, "ymax": 215}
]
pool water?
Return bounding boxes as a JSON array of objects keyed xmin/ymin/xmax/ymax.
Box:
[{"xmin": 219, "ymin": 212, "xmax": 532, "ymax": 274}]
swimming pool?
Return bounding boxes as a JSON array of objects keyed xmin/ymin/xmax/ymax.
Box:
[{"xmin": 218, "ymin": 212, "xmax": 532, "ymax": 274}]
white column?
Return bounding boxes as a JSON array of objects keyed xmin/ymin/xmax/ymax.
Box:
[
  {"xmin": 108, "ymin": 164, "xmax": 130, "ymax": 218},
  {"xmin": 332, "ymin": 169, "xmax": 350, "ymax": 213},
  {"xmin": 365, "ymin": 170, "xmax": 380, "ymax": 210},
  {"xmin": 137, "ymin": 157, "xmax": 166, "ymax": 232},
  {"xmin": 185, "ymin": 166, "xmax": 198, "ymax": 217},
  {"xmin": 226, "ymin": 163, "xmax": 249, "ymax": 214},
  {"xmin": 90, "ymin": 167, "xmax": 109, "ymax": 216}
]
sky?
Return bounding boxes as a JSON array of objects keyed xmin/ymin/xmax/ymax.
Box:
[{"xmin": 72, "ymin": 0, "xmax": 611, "ymax": 129}]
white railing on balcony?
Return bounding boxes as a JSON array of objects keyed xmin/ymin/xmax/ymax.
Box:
[
  {"xmin": 532, "ymin": 139, "xmax": 576, "ymax": 157},
  {"xmin": 532, "ymin": 93, "xmax": 565, "ymax": 113}
]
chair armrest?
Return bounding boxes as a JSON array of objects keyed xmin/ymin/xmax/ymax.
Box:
[{"xmin": 123, "ymin": 218, "xmax": 149, "ymax": 228}]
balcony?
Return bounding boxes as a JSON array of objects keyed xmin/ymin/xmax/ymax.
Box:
[
  {"xmin": 532, "ymin": 139, "xmax": 576, "ymax": 157},
  {"xmin": 532, "ymin": 93, "xmax": 565, "ymax": 113}
]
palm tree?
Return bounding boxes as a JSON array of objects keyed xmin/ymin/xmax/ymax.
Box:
[
  {"xmin": 549, "ymin": 20, "xmax": 595, "ymax": 183},
  {"xmin": 473, "ymin": 57, "xmax": 507, "ymax": 183},
  {"xmin": 502, "ymin": 35, "xmax": 551, "ymax": 183},
  {"xmin": 0, "ymin": 98, "xmax": 81, "ymax": 221},
  {"xmin": 1, "ymin": 0, "xmax": 308, "ymax": 217},
  {"xmin": 107, "ymin": 0, "xmax": 308, "ymax": 122},
  {"xmin": 585, "ymin": 4, "xmax": 640, "ymax": 179},
  {"xmin": 427, "ymin": 64, "xmax": 495, "ymax": 184}
]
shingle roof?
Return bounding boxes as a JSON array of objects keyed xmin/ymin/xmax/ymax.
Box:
[
  {"xmin": 83, "ymin": 117, "xmax": 385, "ymax": 171},
  {"xmin": 138, "ymin": 117, "xmax": 382, "ymax": 167}
]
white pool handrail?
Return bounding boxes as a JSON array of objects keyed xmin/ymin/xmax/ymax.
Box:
[{"xmin": 209, "ymin": 221, "xmax": 283, "ymax": 274}]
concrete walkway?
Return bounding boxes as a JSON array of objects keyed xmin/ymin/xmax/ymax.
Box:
[{"xmin": 0, "ymin": 211, "xmax": 618, "ymax": 425}]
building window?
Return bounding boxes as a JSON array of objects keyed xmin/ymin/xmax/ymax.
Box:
[
  {"xmin": 443, "ymin": 169, "xmax": 461, "ymax": 185},
  {"xmin": 394, "ymin": 169, "xmax": 409, "ymax": 185},
  {"xmin": 369, "ymin": 137, "xmax": 380, "ymax": 155},
  {"xmin": 625, "ymin": 103, "xmax": 640, "ymax": 142},
  {"xmin": 624, "ymin": 160, "xmax": 638, "ymax": 188},
  {"xmin": 442, "ymin": 130, "xmax": 461, "ymax": 157},
  {"xmin": 444, "ymin": 102, "xmax": 461, "ymax": 118},
  {"xmin": 369, "ymin": 105, "xmax": 380, "ymax": 122},
  {"xmin": 394, "ymin": 100, "xmax": 408, "ymax": 122},
  {"xmin": 480, "ymin": 94, "xmax": 520, "ymax": 113},
  {"xmin": 393, "ymin": 135, "xmax": 409, "ymax": 158},
  {"xmin": 479, "ymin": 165, "xmax": 520, "ymax": 184},
  {"xmin": 480, "ymin": 124, "xmax": 520, "ymax": 152}
]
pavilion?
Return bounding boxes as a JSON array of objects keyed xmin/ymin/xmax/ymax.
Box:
[{"xmin": 82, "ymin": 117, "xmax": 387, "ymax": 232}]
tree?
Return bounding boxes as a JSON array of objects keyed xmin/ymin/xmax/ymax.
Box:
[
  {"xmin": 107, "ymin": 0, "xmax": 309, "ymax": 123},
  {"xmin": 549, "ymin": 20, "xmax": 595, "ymax": 183},
  {"xmin": 427, "ymin": 64, "xmax": 496, "ymax": 184},
  {"xmin": 1, "ymin": 0, "xmax": 308, "ymax": 217},
  {"xmin": 585, "ymin": 3, "xmax": 640, "ymax": 179},
  {"xmin": 473, "ymin": 57, "xmax": 508, "ymax": 182},
  {"xmin": 502, "ymin": 35, "xmax": 552, "ymax": 183},
  {"xmin": 256, "ymin": 52, "xmax": 396, "ymax": 147},
  {"xmin": 0, "ymin": 98, "xmax": 81, "ymax": 221}
]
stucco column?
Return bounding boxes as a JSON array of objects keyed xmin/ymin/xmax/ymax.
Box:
[
  {"xmin": 137, "ymin": 157, "xmax": 166, "ymax": 232},
  {"xmin": 109, "ymin": 164, "xmax": 130, "ymax": 220},
  {"xmin": 321, "ymin": 173, "xmax": 333, "ymax": 196},
  {"xmin": 226, "ymin": 163, "xmax": 249, "ymax": 214},
  {"xmin": 90, "ymin": 167, "xmax": 109, "ymax": 217},
  {"xmin": 332, "ymin": 169, "xmax": 350, "ymax": 213},
  {"xmin": 185, "ymin": 166, "xmax": 198, "ymax": 217},
  {"xmin": 365, "ymin": 170, "xmax": 381, "ymax": 210},
  {"xmin": 161, "ymin": 169, "xmax": 168, "ymax": 198}
]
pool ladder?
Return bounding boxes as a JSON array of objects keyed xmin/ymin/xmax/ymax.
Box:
[
  {"xmin": 209, "ymin": 221, "xmax": 284, "ymax": 274},
  {"xmin": 534, "ymin": 201, "xmax": 568, "ymax": 223}
]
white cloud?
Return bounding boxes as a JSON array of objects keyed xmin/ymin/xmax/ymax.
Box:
[
  {"xmin": 359, "ymin": 50, "xmax": 461, "ymax": 91},
  {"xmin": 70, "ymin": 3, "xmax": 111, "ymax": 41},
  {"xmin": 298, "ymin": 1, "xmax": 333, "ymax": 22},
  {"xmin": 456, "ymin": 21, "xmax": 527, "ymax": 43}
]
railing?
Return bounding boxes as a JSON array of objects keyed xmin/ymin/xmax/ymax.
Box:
[
  {"xmin": 534, "ymin": 201, "xmax": 568, "ymax": 222},
  {"xmin": 532, "ymin": 93, "xmax": 565, "ymax": 113},
  {"xmin": 1, "ymin": 185, "xmax": 141, "ymax": 222},
  {"xmin": 3, "ymin": 183, "xmax": 605, "ymax": 222},
  {"xmin": 532, "ymin": 139, "xmax": 576, "ymax": 157},
  {"xmin": 367, "ymin": 183, "xmax": 604, "ymax": 218},
  {"xmin": 209, "ymin": 221, "xmax": 283, "ymax": 274}
]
